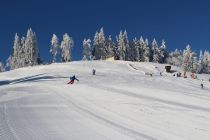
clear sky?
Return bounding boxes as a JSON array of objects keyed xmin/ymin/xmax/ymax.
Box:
[{"xmin": 0, "ymin": 0, "xmax": 210, "ymax": 62}]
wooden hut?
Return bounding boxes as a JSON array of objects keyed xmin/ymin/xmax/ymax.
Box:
[{"xmin": 165, "ymin": 66, "xmax": 171, "ymax": 73}]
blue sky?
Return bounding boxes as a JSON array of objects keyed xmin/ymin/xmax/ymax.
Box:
[{"xmin": 0, "ymin": 0, "xmax": 210, "ymax": 62}]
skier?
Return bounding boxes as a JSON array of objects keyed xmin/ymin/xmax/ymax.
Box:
[
  {"xmin": 92, "ymin": 69, "xmax": 96, "ymax": 75},
  {"xmin": 201, "ymin": 79, "xmax": 204, "ymax": 89},
  {"xmin": 67, "ymin": 75, "xmax": 79, "ymax": 84}
]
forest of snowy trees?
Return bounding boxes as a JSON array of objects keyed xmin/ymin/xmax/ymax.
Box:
[
  {"xmin": 50, "ymin": 33, "xmax": 74, "ymax": 63},
  {"xmin": 83, "ymin": 28, "xmax": 210, "ymax": 74},
  {"xmin": 7, "ymin": 28, "xmax": 40, "ymax": 70},
  {"xmin": 84, "ymin": 28, "xmax": 167, "ymax": 63},
  {"xmin": 1, "ymin": 28, "xmax": 210, "ymax": 74},
  {"xmin": 4, "ymin": 29, "xmax": 74, "ymax": 71}
]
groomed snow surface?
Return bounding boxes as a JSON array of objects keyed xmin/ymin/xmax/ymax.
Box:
[{"xmin": 0, "ymin": 61, "xmax": 210, "ymax": 140}]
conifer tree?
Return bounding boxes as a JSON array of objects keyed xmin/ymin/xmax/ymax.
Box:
[
  {"xmin": 50, "ymin": 34, "xmax": 59, "ymax": 63},
  {"xmin": 60, "ymin": 33, "xmax": 74, "ymax": 62},
  {"xmin": 182, "ymin": 45, "xmax": 196, "ymax": 72},
  {"xmin": 0, "ymin": 61, "xmax": 5, "ymax": 72},
  {"xmin": 159, "ymin": 40, "xmax": 167, "ymax": 63},
  {"xmin": 93, "ymin": 28, "xmax": 107, "ymax": 60},
  {"xmin": 9, "ymin": 33, "xmax": 21, "ymax": 69},
  {"xmin": 105, "ymin": 35, "xmax": 114, "ymax": 59},
  {"xmin": 143, "ymin": 38, "xmax": 150, "ymax": 62},
  {"xmin": 117, "ymin": 30, "xmax": 128, "ymax": 60},
  {"xmin": 151, "ymin": 38, "xmax": 160, "ymax": 63},
  {"xmin": 24, "ymin": 28, "xmax": 39, "ymax": 66},
  {"xmin": 82, "ymin": 38, "xmax": 92, "ymax": 60}
]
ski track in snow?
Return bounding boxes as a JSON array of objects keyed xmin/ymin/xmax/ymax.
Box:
[
  {"xmin": 89, "ymin": 84, "xmax": 210, "ymax": 113},
  {"xmin": 0, "ymin": 104, "xmax": 18, "ymax": 140},
  {"xmin": 48, "ymin": 84, "xmax": 158, "ymax": 140},
  {"xmin": 0, "ymin": 61, "xmax": 210, "ymax": 140}
]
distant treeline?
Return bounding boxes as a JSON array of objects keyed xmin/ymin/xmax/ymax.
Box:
[{"xmin": 0, "ymin": 28, "xmax": 209, "ymax": 74}]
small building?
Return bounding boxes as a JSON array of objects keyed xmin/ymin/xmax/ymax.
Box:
[{"xmin": 165, "ymin": 66, "xmax": 171, "ymax": 73}]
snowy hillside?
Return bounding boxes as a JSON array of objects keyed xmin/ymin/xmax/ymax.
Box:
[{"xmin": 0, "ymin": 61, "xmax": 210, "ymax": 140}]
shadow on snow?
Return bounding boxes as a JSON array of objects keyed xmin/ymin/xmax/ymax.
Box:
[{"xmin": 0, "ymin": 74, "xmax": 68, "ymax": 86}]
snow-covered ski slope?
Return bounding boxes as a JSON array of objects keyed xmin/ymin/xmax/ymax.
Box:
[{"xmin": 0, "ymin": 61, "xmax": 210, "ymax": 140}]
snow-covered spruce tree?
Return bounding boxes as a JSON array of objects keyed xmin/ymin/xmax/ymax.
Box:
[
  {"xmin": 82, "ymin": 38, "xmax": 92, "ymax": 61},
  {"xmin": 105, "ymin": 35, "xmax": 114, "ymax": 59},
  {"xmin": 207, "ymin": 51, "xmax": 210, "ymax": 73},
  {"xmin": 113, "ymin": 35, "xmax": 120, "ymax": 60},
  {"xmin": 166, "ymin": 49, "xmax": 183, "ymax": 66},
  {"xmin": 191, "ymin": 53, "xmax": 198, "ymax": 73},
  {"xmin": 182, "ymin": 45, "xmax": 191, "ymax": 72},
  {"xmin": 24, "ymin": 28, "xmax": 40, "ymax": 66},
  {"xmin": 126, "ymin": 39, "xmax": 134, "ymax": 61},
  {"xmin": 8, "ymin": 33, "xmax": 21, "ymax": 69},
  {"xmin": 117, "ymin": 31, "xmax": 124, "ymax": 60},
  {"xmin": 50, "ymin": 34, "xmax": 59, "ymax": 63},
  {"xmin": 116, "ymin": 30, "xmax": 128, "ymax": 60},
  {"xmin": 0, "ymin": 61, "xmax": 5, "ymax": 72},
  {"xmin": 199, "ymin": 50, "xmax": 203, "ymax": 62},
  {"xmin": 127, "ymin": 38, "xmax": 140, "ymax": 61},
  {"xmin": 139, "ymin": 36, "xmax": 144, "ymax": 62},
  {"xmin": 197, "ymin": 50, "xmax": 204, "ymax": 73},
  {"xmin": 123, "ymin": 31, "xmax": 130, "ymax": 61},
  {"xmin": 133, "ymin": 38, "xmax": 140, "ymax": 61},
  {"xmin": 60, "ymin": 33, "xmax": 74, "ymax": 62},
  {"xmin": 92, "ymin": 28, "xmax": 106, "ymax": 60},
  {"xmin": 182, "ymin": 45, "xmax": 197, "ymax": 72},
  {"xmin": 142, "ymin": 38, "xmax": 150, "ymax": 62},
  {"xmin": 92, "ymin": 31, "xmax": 99, "ymax": 60},
  {"xmin": 159, "ymin": 40, "xmax": 168, "ymax": 63},
  {"xmin": 19, "ymin": 37, "xmax": 26, "ymax": 68},
  {"xmin": 201, "ymin": 51, "xmax": 210, "ymax": 73},
  {"xmin": 151, "ymin": 38, "xmax": 160, "ymax": 63},
  {"xmin": 98, "ymin": 28, "xmax": 106, "ymax": 57}
]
